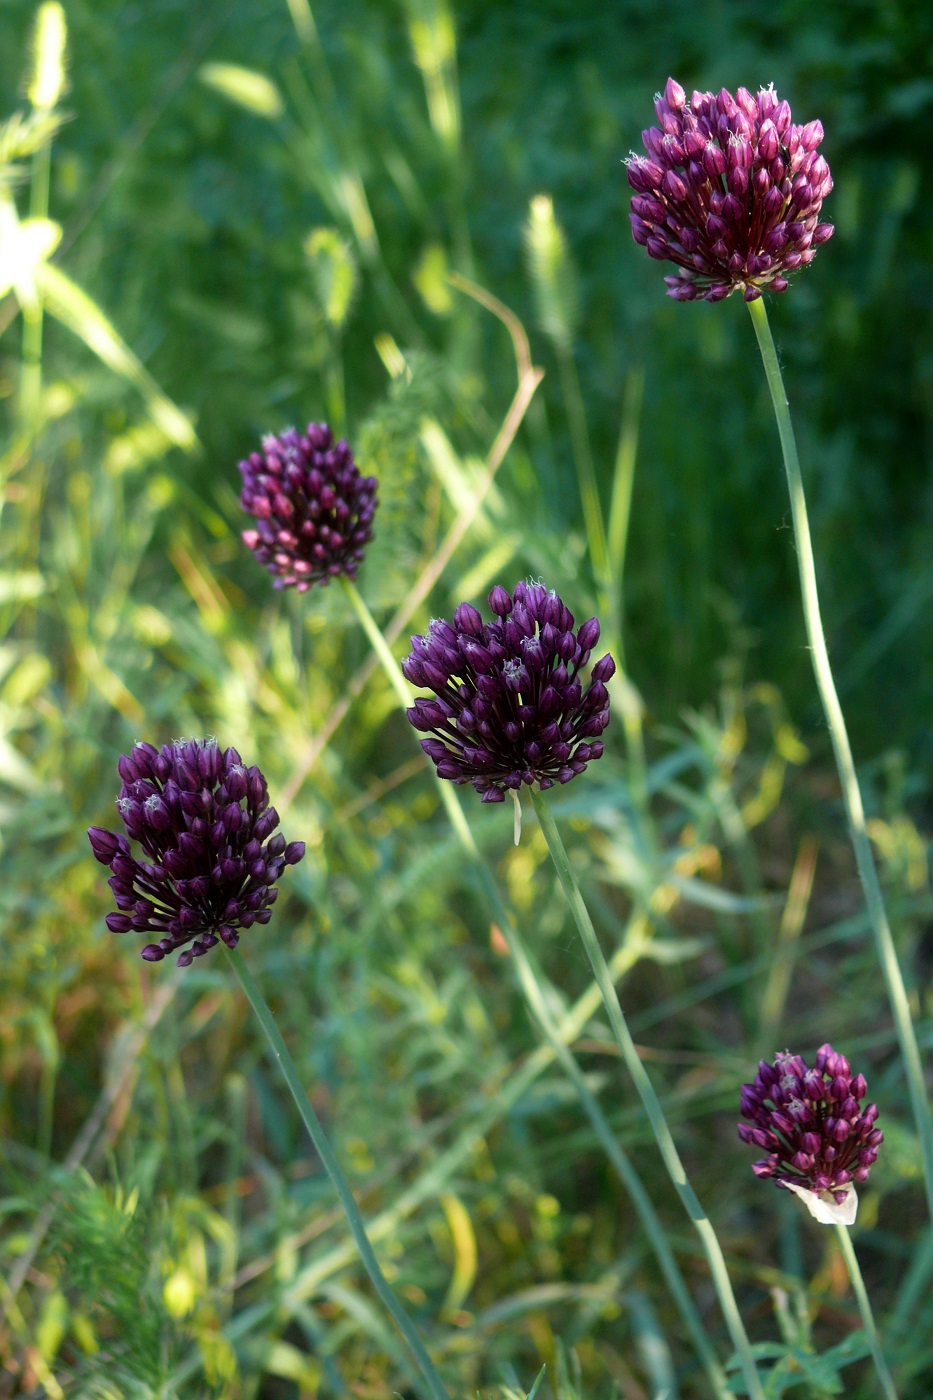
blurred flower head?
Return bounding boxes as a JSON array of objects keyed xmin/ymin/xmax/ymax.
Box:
[
  {"xmin": 627, "ymin": 78, "xmax": 833, "ymax": 303},
  {"xmin": 403, "ymin": 581, "xmax": 614, "ymax": 802},
  {"xmin": 739, "ymin": 1044, "xmax": 882, "ymax": 1225},
  {"xmin": 239, "ymin": 423, "xmax": 377, "ymax": 590},
  {"xmin": 88, "ymin": 738, "xmax": 305, "ymax": 966}
]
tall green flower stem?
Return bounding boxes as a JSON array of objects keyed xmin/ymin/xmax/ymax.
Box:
[
  {"xmin": 529, "ymin": 786, "xmax": 766, "ymax": 1400},
  {"xmin": 503, "ymin": 927, "xmax": 730, "ymax": 1400},
  {"xmin": 833, "ymin": 1224, "xmax": 899, "ymax": 1400},
  {"xmin": 340, "ymin": 575, "xmax": 730, "ymax": 1397},
  {"xmin": 222, "ymin": 944, "xmax": 451, "ymax": 1400},
  {"xmin": 746, "ymin": 296, "xmax": 933, "ymax": 1226}
]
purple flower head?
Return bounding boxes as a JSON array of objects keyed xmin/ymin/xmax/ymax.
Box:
[
  {"xmin": 738, "ymin": 1044, "xmax": 881, "ymax": 1224},
  {"xmin": 402, "ymin": 581, "xmax": 615, "ymax": 803},
  {"xmin": 627, "ymin": 78, "xmax": 833, "ymax": 303},
  {"xmin": 88, "ymin": 738, "xmax": 305, "ymax": 966},
  {"xmin": 239, "ymin": 423, "xmax": 377, "ymax": 591}
]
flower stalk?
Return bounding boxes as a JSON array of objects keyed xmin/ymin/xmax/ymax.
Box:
[
  {"xmin": 529, "ymin": 785, "xmax": 766, "ymax": 1400},
  {"xmin": 833, "ymin": 1223, "xmax": 899, "ymax": 1400},
  {"xmin": 344, "ymin": 576, "xmax": 729, "ymax": 1393},
  {"xmin": 747, "ymin": 295, "xmax": 933, "ymax": 1227},
  {"xmin": 223, "ymin": 944, "xmax": 451, "ymax": 1400}
]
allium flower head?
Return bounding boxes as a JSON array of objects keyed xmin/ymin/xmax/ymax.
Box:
[
  {"xmin": 88, "ymin": 738, "xmax": 305, "ymax": 966},
  {"xmin": 239, "ymin": 423, "xmax": 377, "ymax": 590},
  {"xmin": 739, "ymin": 1044, "xmax": 882, "ymax": 1225},
  {"xmin": 627, "ymin": 78, "xmax": 833, "ymax": 302},
  {"xmin": 402, "ymin": 581, "xmax": 615, "ymax": 802}
]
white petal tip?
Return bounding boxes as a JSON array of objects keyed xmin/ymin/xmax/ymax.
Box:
[{"xmin": 784, "ymin": 1180, "xmax": 858, "ymax": 1226}]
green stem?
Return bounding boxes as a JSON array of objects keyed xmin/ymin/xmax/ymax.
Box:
[
  {"xmin": 747, "ymin": 296, "xmax": 933, "ymax": 1225},
  {"xmin": 505, "ymin": 926, "xmax": 731, "ymax": 1400},
  {"xmin": 529, "ymin": 787, "xmax": 766, "ymax": 1400},
  {"xmin": 340, "ymin": 575, "xmax": 413, "ymax": 713},
  {"xmin": 341, "ymin": 577, "xmax": 729, "ymax": 1394},
  {"xmin": 833, "ymin": 1224, "xmax": 899, "ymax": 1399},
  {"xmin": 222, "ymin": 945, "xmax": 450, "ymax": 1400}
]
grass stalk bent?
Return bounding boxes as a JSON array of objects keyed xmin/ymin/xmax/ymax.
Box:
[{"xmin": 747, "ymin": 296, "xmax": 933, "ymax": 1226}]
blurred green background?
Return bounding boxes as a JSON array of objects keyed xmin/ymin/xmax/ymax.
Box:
[
  {"xmin": 2, "ymin": 0, "xmax": 933, "ymax": 1395},
  {"xmin": 3, "ymin": 0, "xmax": 933, "ymax": 751}
]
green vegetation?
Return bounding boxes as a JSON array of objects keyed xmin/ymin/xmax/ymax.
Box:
[{"xmin": 1, "ymin": 0, "xmax": 932, "ymax": 1395}]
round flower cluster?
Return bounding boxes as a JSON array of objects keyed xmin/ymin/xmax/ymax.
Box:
[
  {"xmin": 403, "ymin": 581, "xmax": 614, "ymax": 802},
  {"xmin": 88, "ymin": 738, "xmax": 305, "ymax": 966},
  {"xmin": 239, "ymin": 423, "xmax": 377, "ymax": 590},
  {"xmin": 627, "ymin": 78, "xmax": 833, "ymax": 302},
  {"xmin": 738, "ymin": 1044, "xmax": 882, "ymax": 1219}
]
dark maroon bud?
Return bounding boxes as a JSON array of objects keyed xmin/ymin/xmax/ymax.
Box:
[
  {"xmin": 88, "ymin": 827, "xmax": 121, "ymax": 864},
  {"xmin": 630, "ymin": 214, "xmax": 651, "ymax": 246},
  {"xmin": 254, "ymin": 808, "xmax": 280, "ymax": 841},
  {"xmin": 239, "ymin": 425, "xmax": 376, "ymax": 591},
  {"xmin": 403, "ymin": 582, "xmax": 614, "ymax": 802},
  {"xmin": 454, "ymin": 602, "xmax": 484, "ymax": 636},
  {"xmin": 117, "ymin": 754, "xmax": 140, "ymax": 784},
  {"xmin": 488, "ymin": 585, "xmax": 511, "ymax": 616},
  {"xmin": 628, "ymin": 81, "xmax": 833, "ymax": 301},
  {"xmin": 664, "ymin": 76, "xmax": 686, "ymax": 110},
  {"xmin": 739, "ymin": 1043, "xmax": 880, "ymax": 1203},
  {"xmin": 226, "ymin": 765, "xmax": 248, "ymax": 802},
  {"xmin": 661, "ymin": 169, "xmax": 687, "ymax": 201},
  {"xmin": 88, "ymin": 739, "xmax": 306, "ymax": 967}
]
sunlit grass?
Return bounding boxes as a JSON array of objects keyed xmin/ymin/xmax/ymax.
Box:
[{"xmin": 1, "ymin": 1, "xmax": 932, "ymax": 1395}]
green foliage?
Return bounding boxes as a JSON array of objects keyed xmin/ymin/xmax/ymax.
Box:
[{"xmin": 1, "ymin": 0, "xmax": 932, "ymax": 1397}]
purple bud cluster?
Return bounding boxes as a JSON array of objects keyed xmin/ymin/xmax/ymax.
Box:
[
  {"xmin": 627, "ymin": 78, "xmax": 833, "ymax": 302},
  {"xmin": 88, "ymin": 739, "xmax": 305, "ymax": 966},
  {"xmin": 239, "ymin": 423, "xmax": 377, "ymax": 591},
  {"xmin": 403, "ymin": 581, "xmax": 615, "ymax": 802},
  {"xmin": 738, "ymin": 1044, "xmax": 882, "ymax": 1202}
]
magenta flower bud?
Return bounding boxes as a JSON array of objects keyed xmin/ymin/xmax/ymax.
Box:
[
  {"xmin": 664, "ymin": 77, "xmax": 686, "ymax": 110},
  {"xmin": 88, "ymin": 738, "xmax": 305, "ymax": 967},
  {"xmin": 239, "ymin": 424, "xmax": 377, "ymax": 591},
  {"xmin": 403, "ymin": 582, "xmax": 613, "ymax": 802},
  {"xmin": 627, "ymin": 81, "xmax": 832, "ymax": 302},
  {"xmin": 577, "ymin": 618, "xmax": 601, "ymax": 652},
  {"xmin": 487, "ymin": 585, "xmax": 511, "ymax": 617},
  {"xmin": 88, "ymin": 826, "xmax": 122, "ymax": 865},
  {"xmin": 739, "ymin": 1044, "xmax": 881, "ymax": 1210}
]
